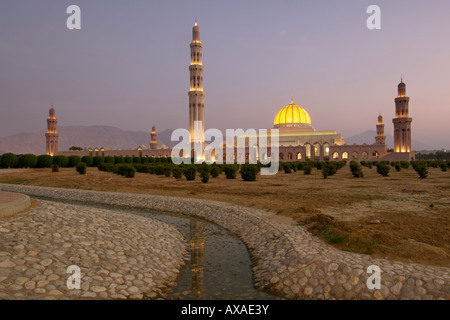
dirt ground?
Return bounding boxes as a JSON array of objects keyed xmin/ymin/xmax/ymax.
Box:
[{"xmin": 0, "ymin": 166, "xmax": 449, "ymax": 267}]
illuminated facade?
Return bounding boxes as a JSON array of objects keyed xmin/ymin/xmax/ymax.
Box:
[
  {"xmin": 55, "ymin": 24, "xmax": 415, "ymax": 163},
  {"xmin": 393, "ymin": 80, "xmax": 412, "ymax": 152},
  {"xmin": 150, "ymin": 126, "xmax": 157, "ymax": 150},
  {"xmin": 189, "ymin": 21, "xmax": 205, "ymax": 143},
  {"xmin": 45, "ymin": 106, "xmax": 59, "ymax": 156}
]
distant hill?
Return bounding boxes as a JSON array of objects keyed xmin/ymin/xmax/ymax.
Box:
[
  {"xmin": 344, "ymin": 130, "xmax": 429, "ymax": 151},
  {"xmin": 0, "ymin": 126, "xmax": 176, "ymax": 155}
]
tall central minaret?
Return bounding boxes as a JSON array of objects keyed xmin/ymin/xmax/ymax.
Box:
[
  {"xmin": 393, "ymin": 79, "xmax": 412, "ymax": 152},
  {"xmin": 188, "ymin": 21, "xmax": 205, "ymax": 143}
]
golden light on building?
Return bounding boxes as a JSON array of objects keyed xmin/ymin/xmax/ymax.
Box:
[{"xmin": 274, "ymin": 100, "xmax": 312, "ymax": 127}]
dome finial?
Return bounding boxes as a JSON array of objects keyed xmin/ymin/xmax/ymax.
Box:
[
  {"xmin": 291, "ymin": 97, "xmax": 294, "ymax": 104},
  {"xmin": 194, "ymin": 19, "xmax": 198, "ymax": 27}
]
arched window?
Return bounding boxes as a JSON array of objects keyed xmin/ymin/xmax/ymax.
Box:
[
  {"xmin": 352, "ymin": 152, "xmax": 358, "ymax": 160},
  {"xmin": 296, "ymin": 152, "xmax": 302, "ymax": 160},
  {"xmin": 362, "ymin": 152, "xmax": 368, "ymax": 160},
  {"xmin": 288, "ymin": 153, "xmax": 293, "ymax": 160},
  {"xmin": 333, "ymin": 152, "xmax": 339, "ymax": 160},
  {"xmin": 342, "ymin": 152, "xmax": 348, "ymax": 159}
]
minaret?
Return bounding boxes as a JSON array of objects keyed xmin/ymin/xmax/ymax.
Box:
[
  {"xmin": 375, "ymin": 114, "xmax": 386, "ymax": 145},
  {"xmin": 188, "ymin": 20, "xmax": 205, "ymax": 143},
  {"xmin": 45, "ymin": 106, "xmax": 59, "ymax": 156},
  {"xmin": 150, "ymin": 125, "xmax": 157, "ymax": 150},
  {"xmin": 393, "ymin": 79, "xmax": 412, "ymax": 152}
]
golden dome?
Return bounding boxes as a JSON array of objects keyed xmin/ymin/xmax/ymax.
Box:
[{"xmin": 274, "ymin": 99, "xmax": 312, "ymax": 128}]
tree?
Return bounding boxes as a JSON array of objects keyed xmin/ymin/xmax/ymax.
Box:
[
  {"xmin": 69, "ymin": 146, "xmax": 83, "ymax": 151},
  {"xmin": 52, "ymin": 155, "xmax": 69, "ymax": 168},
  {"xmin": 18, "ymin": 154, "xmax": 38, "ymax": 168},
  {"xmin": 36, "ymin": 155, "xmax": 53, "ymax": 168},
  {"xmin": 241, "ymin": 164, "xmax": 259, "ymax": 181},
  {"xmin": 1, "ymin": 153, "xmax": 17, "ymax": 169},
  {"xmin": 81, "ymin": 156, "xmax": 94, "ymax": 167},
  {"xmin": 68, "ymin": 155, "xmax": 81, "ymax": 167},
  {"xmin": 76, "ymin": 162, "xmax": 87, "ymax": 175}
]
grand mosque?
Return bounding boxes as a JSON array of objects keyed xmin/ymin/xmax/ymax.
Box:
[{"xmin": 54, "ymin": 22, "xmax": 415, "ymax": 163}]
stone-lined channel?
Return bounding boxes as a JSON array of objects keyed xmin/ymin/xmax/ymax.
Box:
[{"xmin": 34, "ymin": 197, "xmax": 280, "ymax": 300}]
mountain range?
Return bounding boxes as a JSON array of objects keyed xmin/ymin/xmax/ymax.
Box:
[{"xmin": 0, "ymin": 126, "xmax": 429, "ymax": 155}]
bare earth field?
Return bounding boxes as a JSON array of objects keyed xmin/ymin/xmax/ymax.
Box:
[{"xmin": 1, "ymin": 166, "xmax": 449, "ymax": 267}]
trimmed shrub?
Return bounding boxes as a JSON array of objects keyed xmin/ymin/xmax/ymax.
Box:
[
  {"xmin": 350, "ymin": 161, "xmax": 364, "ymax": 178},
  {"xmin": 441, "ymin": 163, "xmax": 448, "ymax": 172},
  {"xmin": 141, "ymin": 157, "xmax": 149, "ymax": 164},
  {"xmin": 76, "ymin": 162, "xmax": 87, "ymax": 175},
  {"xmin": 51, "ymin": 164, "xmax": 59, "ymax": 173},
  {"xmin": 81, "ymin": 156, "xmax": 94, "ymax": 167},
  {"xmin": 18, "ymin": 154, "xmax": 37, "ymax": 168},
  {"xmin": 172, "ymin": 166, "xmax": 183, "ymax": 179},
  {"xmin": 211, "ymin": 166, "xmax": 221, "ymax": 178},
  {"xmin": 163, "ymin": 166, "xmax": 171, "ymax": 177},
  {"xmin": 52, "ymin": 155, "xmax": 69, "ymax": 168},
  {"xmin": 98, "ymin": 162, "xmax": 115, "ymax": 172},
  {"xmin": 104, "ymin": 156, "xmax": 115, "ymax": 164},
  {"xmin": 224, "ymin": 165, "xmax": 238, "ymax": 179},
  {"xmin": 303, "ymin": 165, "xmax": 312, "ymax": 175},
  {"xmin": 68, "ymin": 155, "xmax": 81, "ymax": 167},
  {"xmin": 155, "ymin": 165, "xmax": 165, "ymax": 175},
  {"xmin": 400, "ymin": 161, "xmax": 409, "ymax": 169},
  {"xmin": 36, "ymin": 155, "xmax": 53, "ymax": 168},
  {"xmin": 240, "ymin": 164, "xmax": 258, "ymax": 181},
  {"xmin": 114, "ymin": 156, "xmax": 124, "ymax": 164},
  {"xmin": 114, "ymin": 163, "xmax": 136, "ymax": 178},
  {"xmin": 376, "ymin": 163, "xmax": 390, "ymax": 177},
  {"xmin": 133, "ymin": 157, "xmax": 141, "ymax": 164},
  {"xmin": 395, "ymin": 163, "xmax": 401, "ymax": 172},
  {"xmin": 183, "ymin": 166, "xmax": 197, "ymax": 181},
  {"xmin": 283, "ymin": 164, "xmax": 291, "ymax": 174},
  {"xmin": 124, "ymin": 156, "xmax": 133, "ymax": 164},
  {"xmin": 1, "ymin": 153, "xmax": 17, "ymax": 168},
  {"xmin": 92, "ymin": 156, "xmax": 105, "ymax": 167},
  {"xmin": 199, "ymin": 166, "xmax": 211, "ymax": 183}
]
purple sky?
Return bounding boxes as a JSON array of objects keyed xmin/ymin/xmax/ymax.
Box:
[{"xmin": 1, "ymin": 0, "xmax": 449, "ymax": 149}]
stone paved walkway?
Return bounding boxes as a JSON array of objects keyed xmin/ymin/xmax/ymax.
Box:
[
  {"xmin": 0, "ymin": 199, "xmax": 186, "ymax": 300},
  {"xmin": 0, "ymin": 184, "xmax": 449, "ymax": 300}
]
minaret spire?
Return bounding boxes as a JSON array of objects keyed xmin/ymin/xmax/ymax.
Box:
[
  {"xmin": 189, "ymin": 21, "xmax": 205, "ymax": 143},
  {"xmin": 45, "ymin": 105, "xmax": 59, "ymax": 156}
]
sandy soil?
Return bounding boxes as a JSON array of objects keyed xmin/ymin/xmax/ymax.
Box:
[{"xmin": 0, "ymin": 166, "xmax": 449, "ymax": 267}]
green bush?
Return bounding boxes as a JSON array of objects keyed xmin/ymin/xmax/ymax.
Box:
[
  {"xmin": 441, "ymin": 163, "xmax": 448, "ymax": 172},
  {"xmin": 395, "ymin": 163, "xmax": 401, "ymax": 172},
  {"xmin": 376, "ymin": 163, "xmax": 390, "ymax": 177},
  {"xmin": 141, "ymin": 157, "xmax": 149, "ymax": 164},
  {"xmin": 104, "ymin": 156, "xmax": 115, "ymax": 164},
  {"xmin": 303, "ymin": 165, "xmax": 312, "ymax": 175},
  {"xmin": 98, "ymin": 162, "xmax": 115, "ymax": 172},
  {"xmin": 412, "ymin": 162, "xmax": 428, "ymax": 179},
  {"xmin": 163, "ymin": 166, "xmax": 171, "ymax": 177},
  {"xmin": 1, "ymin": 153, "xmax": 17, "ymax": 168},
  {"xmin": 241, "ymin": 164, "xmax": 259, "ymax": 181},
  {"xmin": 114, "ymin": 156, "xmax": 124, "ymax": 164},
  {"xmin": 68, "ymin": 155, "xmax": 81, "ymax": 167},
  {"xmin": 114, "ymin": 163, "xmax": 136, "ymax": 178},
  {"xmin": 211, "ymin": 166, "xmax": 221, "ymax": 178},
  {"xmin": 224, "ymin": 165, "xmax": 238, "ymax": 179},
  {"xmin": 155, "ymin": 165, "xmax": 165, "ymax": 175},
  {"xmin": 51, "ymin": 164, "xmax": 59, "ymax": 173},
  {"xmin": 52, "ymin": 155, "xmax": 69, "ymax": 168},
  {"xmin": 350, "ymin": 161, "xmax": 364, "ymax": 178},
  {"xmin": 400, "ymin": 161, "xmax": 410, "ymax": 169},
  {"xmin": 36, "ymin": 155, "xmax": 53, "ymax": 168},
  {"xmin": 283, "ymin": 163, "xmax": 291, "ymax": 173},
  {"xmin": 76, "ymin": 162, "xmax": 87, "ymax": 175},
  {"xmin": 124, "ymin": 156, "xmax": 133, "ymax": 164},
  {"xmin": 81, "ymin": 156, "xmax": 94, "ymax": 167},
  {"xmin": 199, "ymin": 166, "xmax": 211, "ymax": 183},
  {"xmin": 184, "ymin": 166, "xmax": 197, "ymax": 181},
  {"xmin": 172, "ymin": 166, "xmax": 183, "ymax": 179},
  {"xmin": 18, "ymin": 154, "xmax": 37, "ymax": 168},
  {"xmin": 133, "ymin": 157, "xmax": 141, "ymax": 164},
  {"xmin": 93, "ymin": 156, "xmax": 105, "ymax": 167}
]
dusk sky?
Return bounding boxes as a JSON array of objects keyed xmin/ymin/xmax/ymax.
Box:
[{"xmin": 1, "ymin": 0, "xmax": 449, "ymax": 149}]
